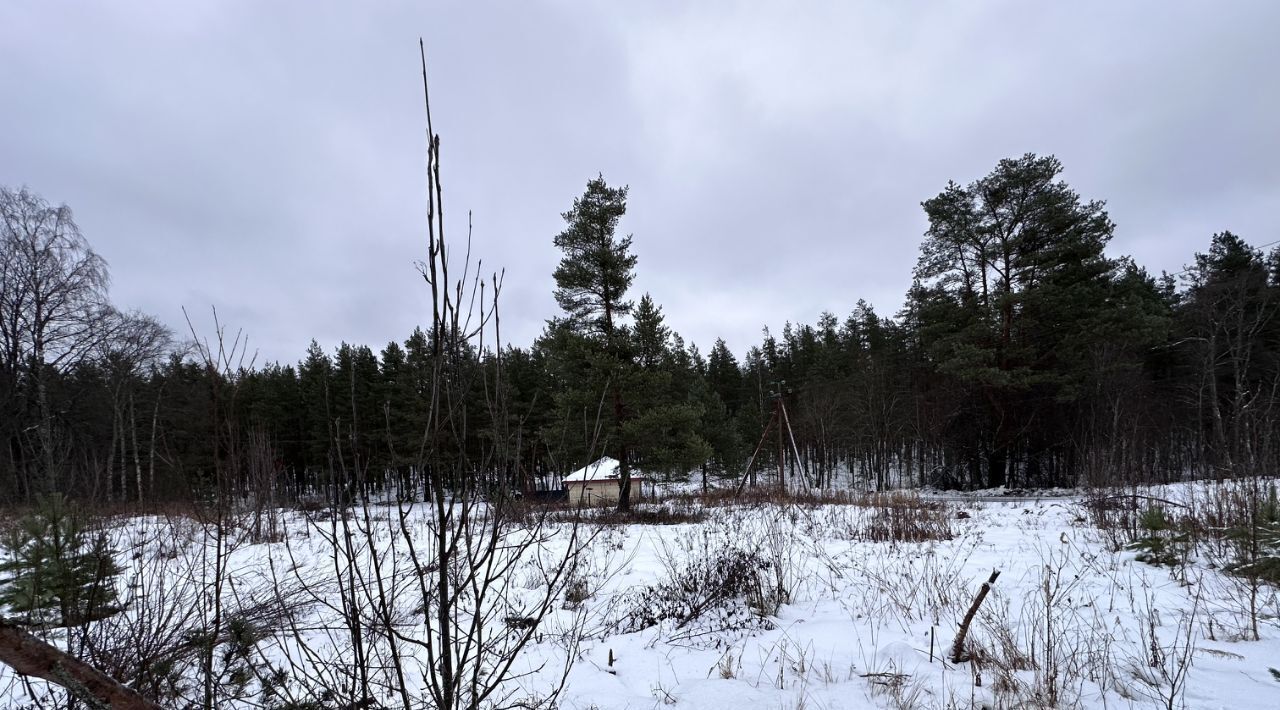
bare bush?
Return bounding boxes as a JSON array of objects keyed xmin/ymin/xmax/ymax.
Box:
[
  {"xmin": 617, "ymin": 546, "xmax": 773, "ymax": 639},
  {"xmin": 1122, "ymin": 588, "xmax": 1200, "ymax": 710}
]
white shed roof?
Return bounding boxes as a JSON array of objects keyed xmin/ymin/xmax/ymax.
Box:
[{"xmin": 563, "ymin": 457, "xmax": 646, "ymax": 483}]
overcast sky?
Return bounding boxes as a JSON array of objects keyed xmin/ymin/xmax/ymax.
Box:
[{"xmin": 2, "ymin": 2, "xmax": 1277, "ymax": 365}]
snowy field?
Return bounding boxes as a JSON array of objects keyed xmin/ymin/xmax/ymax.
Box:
[
  {"xmin": 537, "ymin": 487, "xmax": 1280, "ymax": 709},
  {"xmin": 3, "ymin": 483, "xmax": 1279, "ymax": 709}
]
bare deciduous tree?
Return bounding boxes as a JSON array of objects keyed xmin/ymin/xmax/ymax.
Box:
[{"xmin": 0, "ymin": 186, "xmax": 114, "ymax": 496}]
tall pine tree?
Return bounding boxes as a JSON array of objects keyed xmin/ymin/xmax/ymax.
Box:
[
  {"xmin": 548, "ymin": 176, "xmax": 640, "ymax": 510},
  {"xmin": 908, "ymin": 153, "xmax": 1119, "ymax": 487}
]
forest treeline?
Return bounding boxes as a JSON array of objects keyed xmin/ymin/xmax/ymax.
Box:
[{"xmin": 3, "ymin": 153, "xmax": 1278, "ymax": 506}]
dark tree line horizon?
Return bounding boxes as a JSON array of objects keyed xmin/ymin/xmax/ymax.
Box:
[{"xmin": 3, "ymin": 153, "xmax": 1278, "ymax": 505}]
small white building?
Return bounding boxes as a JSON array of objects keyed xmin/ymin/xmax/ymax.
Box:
[{"xmin": 563, "ymin": 457, "xmax": 646, "ymax": 506}]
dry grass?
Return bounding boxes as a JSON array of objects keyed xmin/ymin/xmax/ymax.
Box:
[
  {"xmin": 854, "ymin": 492, "xmax": 954, "ymax": 543},
  {"xmin": 677, "ymin": 485, "xmax": 864, "ymax": 509},
  {"xmin": 538, "ymin": 502, "xmax": 708, "ymax": 527}
]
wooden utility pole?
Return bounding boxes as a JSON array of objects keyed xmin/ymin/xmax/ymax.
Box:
[
  {"xmin": 735, "ymin": 383, "xmax": 810, "ymax": 496},
  {"xmin": 776, "ymin": 390, "xmax": 786, "ymax": 489},
  {"xmin": 735, "ymin": 405, "xmax": 778, "ymax": 496},
  {"xmin": 779, "ymin": 397, "xmax": 810, "ymax": 491}
]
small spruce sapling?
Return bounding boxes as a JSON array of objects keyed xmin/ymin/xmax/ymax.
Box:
[
  {"xmin": 0, "ymin": 494, "xmax": 122, "ymax": 627},
  {"xmin": 1226, "ymin": 483, "xmax": 1280, "ymax": 585},
  {"xmin": 1127, "ymin": 506, "xmax": 1189, "ymax": 568}
]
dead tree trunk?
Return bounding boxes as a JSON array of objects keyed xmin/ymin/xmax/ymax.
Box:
[
  {"xmin": 951, "ymin": 569, "xmax": 1001, "ymax": 663},
  {"xmin": 0, "ymin": 618, "xmax": 163, "ymax": 709}
]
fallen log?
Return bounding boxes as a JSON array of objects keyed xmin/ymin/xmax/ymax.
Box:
[{"xmin": 0, "ymin": 617, "xmax": 162, "ymax": 709}]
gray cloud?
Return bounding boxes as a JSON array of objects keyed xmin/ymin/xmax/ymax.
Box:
[{"xmin": 2, "ymin": 1, "xmax": 1276, "ymax": 364}]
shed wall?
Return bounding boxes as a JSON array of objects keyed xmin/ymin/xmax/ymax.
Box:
[{"xmin": 567, "ymin": 479, "xmax": 643, "ymax": 506}]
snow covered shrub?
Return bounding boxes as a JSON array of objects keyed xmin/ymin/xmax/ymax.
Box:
[
  {"xmin": 966, "ymin": 544, "xmax": 1107, "ymax": 709},
  {"xmin": 748, "ymin": 506, "xmax": 801, "ymax": 609},
  {"xmin": 0, "ymin": 494, "xmax": 122, "ymax": 627},
  {"xmin": 1201, "ymin": 480, "xmax": 1280, "ymax": 642},
  {"xmin": 1116, "ymin": 587, "xmax": 1200, "ymax": 710},
  {"xmin": 866, "ymin": 667, "xmax": 928, "ymax": 710},
  {"xmin": 974, "ymin": 600, "xmax": 1036, "ymax": 700},
  {"xmin": 616, "ymin": 546, "xmax": 774, "ymax": 639},
  {"xmin": 562, "ymin": 575, "xmax": 591, "ymax": 609},
  {"xmin": 1082, "ymin": 490, "xmax": 1140, "ymax": 552}
]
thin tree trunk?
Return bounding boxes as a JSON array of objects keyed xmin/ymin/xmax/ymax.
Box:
[
  {"xmin": 131, "ymin": 393, "xmax": 145, "ymax": 504},
  {"xmin": 148, "ymin": 387, "xmax": 162, "ymax": 500}
]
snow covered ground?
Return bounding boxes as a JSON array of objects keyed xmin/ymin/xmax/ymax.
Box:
[
  {"xmin": 541, "ymin": 491, "xmax": 1279, "ymax": 709},
  {"xmin": 2, "ymin": 484, "xmax": 1278, "ymax": 709}
]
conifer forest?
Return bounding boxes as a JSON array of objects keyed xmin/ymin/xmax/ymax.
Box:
[{"xmin": 3, "ymin": 155, "xmax": 1276, "ymax": 507}]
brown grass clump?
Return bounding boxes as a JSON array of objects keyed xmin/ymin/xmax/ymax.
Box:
[{"xmin": 858, "ymin": 492, "xmax": 953, "ymax": 543}]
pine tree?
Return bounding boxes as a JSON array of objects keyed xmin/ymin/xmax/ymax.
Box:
[
  {"xmin": 379, "ymin": 340, "xmax": 418, "ymax": 496},
  {"xmin": 632, "ymin": 294, "xmax": 670, "ymax": 370},
  {"xmin": 624, "ymin": 296, "xmax": 712, "ymax": 480},
  {"xmin": 500, "ymin": 344, "xmax": 555, "ymax": 488},
  {"xmin": 331, "ymin": 343, "xmax": 383, "ymax": 491},
  {"xmin": 297, "ymin": 341, "xmax": 333, "ymax": 495},
  {"xmin": 548, "ymin": 176, "xmax": 641, "ymax": 510},
  {"xmin": 552, "ymin": 176, "xmax": 637, "ymax": 341},
  {"xmin": 240, "ymin": 362, "xmax": 305, "ymax": 494},
  {"xmin": 1181, "ymin": 232, "xmax": 1279, "ymax": 475},
  {"xmin": 909, "ymin": 153, "xmax": 1121, "ymax": 488},
  {"xmin": 0, "ymin": 494, "xmax": 121, "ymax": 627},
  {"xmin": 537, "ymin": 319, "xmax": 608, "ymax": 469},
  {"xmin": 707, "ymin": 339, "xmax": 743, "ymax": 417}
]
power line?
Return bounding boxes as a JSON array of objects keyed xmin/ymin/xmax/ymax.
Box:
[{"xmin": 1163, "ymin": 236, "xmax": 1280, "ymax": 281}]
